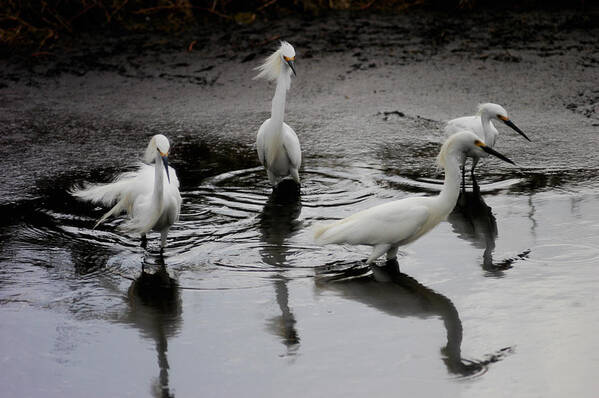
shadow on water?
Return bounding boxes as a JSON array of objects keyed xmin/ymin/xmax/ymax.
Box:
[
  {"xmin": 258, "ymin": 180, "xmax": 302, "ymax": 354},
  {"xmin": 317, "ymin": 260, "xmax": 513, "ymax": 378},
  {"xmin": 122, "ymin": 255, "xmax": 182, "ymax": 398},
  {"xmin": 448, "ymin": 187, "xmax": 530, "ymax": 276}
]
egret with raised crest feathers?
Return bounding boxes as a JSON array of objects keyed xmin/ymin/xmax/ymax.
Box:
[
  {"xmin": 445, "ymin": 103, "xmax": 530, "ymax": 187},
  {"xmin": 255, "ymin": 41, "xmax": 301, "ymax": 188},
  {"xmin": 314, "ymin": 131, "xmax": 515, "ymax": 265},
  {"xmin": 71, "ymin": 134, "xmax": 182, "ymax": 250}
]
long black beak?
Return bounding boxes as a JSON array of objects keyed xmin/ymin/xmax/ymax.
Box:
[
  {"xmin": 287, "ymin": 60, "xmax": 296, "ymax": 76},
  {"xmin": 481, "ymin": 145, "xmax": 515, "ymax": 165},
  {"xmin": 161, "ymin": 155, "xmax": 171, "ymax": 183},
  {"xmin": 503, "ymin": 119, "xmax": 531, "ymax": 142}
]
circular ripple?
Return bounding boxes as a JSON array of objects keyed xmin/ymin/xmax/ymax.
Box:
[
  {"xmin": 527, "ymin": 243, "xmax": 599, "ymax": 265},
  {"xmin": 173, "ymin": 165, "xmax": 385, "ymax": 274}
]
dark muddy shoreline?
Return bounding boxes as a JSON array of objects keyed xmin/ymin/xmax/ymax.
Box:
[{"xmin": 2, "ymin": 8, "xmax": 598, "ymax": 84}]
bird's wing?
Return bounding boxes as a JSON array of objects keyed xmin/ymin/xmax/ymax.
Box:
[
  {"xmin": 70, "ymin": 163, "xmax": 152, "ymax": 207},
  {"xmin": 256, "ymin": 119, "xmax": 269, "ymax": 167},
  {"xmin": 314, "ymin": 198, "xmax": 431, "ymax": 247},
  {"xmin": 282, "ymin": 123, "xmax": 301, "ymax": 170},
  {"xmin": 445, "ymin": 115, "xmax": 484, "ymax": 139},
  {"xmin": 71, "ymin": 163, "xmax": 154, "ymax": 228}
]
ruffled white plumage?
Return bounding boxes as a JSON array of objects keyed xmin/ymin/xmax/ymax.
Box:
[
  {"xmin": 71, "ymin": 134, "xmax": 182, "ymax": 248},
  {"xmin": 72, "ymin": 163, "xmax": 181, "ymax": 234},
  {"xmin": 254, "ymin": 41, "xmax": 295, "ymax": 85}
]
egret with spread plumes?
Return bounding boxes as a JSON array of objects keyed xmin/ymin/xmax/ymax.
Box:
[
  {"xmin": 255, "ymin": 41, "xmax": 301, "ymax": 187},
  {"xmin": 445, "ymin": 103, "xmax": 529, "ymax": 187},
  {"xmin": 71, "ymin": 134, "xmax": 182, "ymax": 250},
  {"xmin": 314, "ymin": 131, "xmax": 515, "ymax": 265}
]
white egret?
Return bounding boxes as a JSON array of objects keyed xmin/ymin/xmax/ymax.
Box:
[
  {"xmin": 445, "ymin": 103, "xmax": 530, "ymax": 187},
  {"xmin": 255, "ymin": 41, "xmax": 301, "ymax": 187},
  {"xmin": 314, "ymin": 131, "xmax": 515, "ymax": 265},
  {"xmin": 71, "ymin": 134, "xmax": 182, "ymax": 250}
]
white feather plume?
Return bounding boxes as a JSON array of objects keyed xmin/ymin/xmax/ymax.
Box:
[{"xmin": 254, "ymin": 41, "xmax": 295, "ymax": 82}]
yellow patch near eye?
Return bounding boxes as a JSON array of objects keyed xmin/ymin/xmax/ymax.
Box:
[
  {"xmin": 475, "ymin": 140, "xmax": 485, "ymax": 147},
  {"xmin": 284, "ymin": 56, "xmax": 295, "ymax": 61},
  {"xmin": 160, "ymin": 151, "xmax": 168, "ymax": 157},
  {"xmin": 497, "ymin": 115, "xmax": 508, "ymax": 121}
]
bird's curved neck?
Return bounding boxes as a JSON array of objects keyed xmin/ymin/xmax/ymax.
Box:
[
  {"xmin": 480, "ymin": 113, "xmax": 494, "ymax": 140},
  {"xmin": 153, "ymin": 153, "xmax": 164, "ymax": 205},
  {"xmin": 270, "ymin": 71, "xmax": 290, "ymax": 127},
  {"xmin": 436, "ymin": 154, "xmax": 461, "ymax": 217}
]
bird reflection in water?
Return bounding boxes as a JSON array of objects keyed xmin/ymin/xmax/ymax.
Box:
[
  {"xmin": 448, "ymin": 187, "xmax": 529, "ymax": 275},
  {"xmin": 317, "ymin": 260, "xmax": 512, "ymax": 377},
  {"xmin": 258, "ymin": 180, "xmax": 302, "ymax": 354},
  {"xmin": 126, "ymin": 255, "xmax": 182, "ymax": 398}
]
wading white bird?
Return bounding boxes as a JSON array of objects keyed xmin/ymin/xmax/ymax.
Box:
[
  {"xmin": 445, "ymin": 103, "xmax": 530, "ymax": 187},
  {"xmin": 71, "ymin": 134, "xmax": 182, "ymax": 250},
  {"xmin": 314, "ymin": 131, "xmax": 515, "ymax": 265},
  {"xmin": 255, "ymin": 41, "xmax": 301, "ymax": 187}
]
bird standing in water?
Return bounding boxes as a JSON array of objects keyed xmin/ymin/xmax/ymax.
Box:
[
  {"xmin": 255, "ymin": 41, "xmax": 301, "ymax": 188},
  {"xmin": 445, "ymin": 103, "xmax": 530, "ymax": 188},
  {"xmin": 314, "ymin": 131, "xmax": 515, "ymax": 265},
  {"xmin": 71, "ymin": 134, "xmax": 182, "ymax": 251}
]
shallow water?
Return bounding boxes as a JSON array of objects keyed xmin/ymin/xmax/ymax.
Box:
[
  {"xmin": 2, "ymin": 11, "xmax": 599, "ymax": 398},
  {"xmin": 2, "ymin": 137, "xmax": 599, "ymax": 396}
]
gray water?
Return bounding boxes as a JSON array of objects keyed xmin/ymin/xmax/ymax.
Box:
[{"xmin": 1, "ymin": 12, "xmax": 599, "ymax": 398}]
